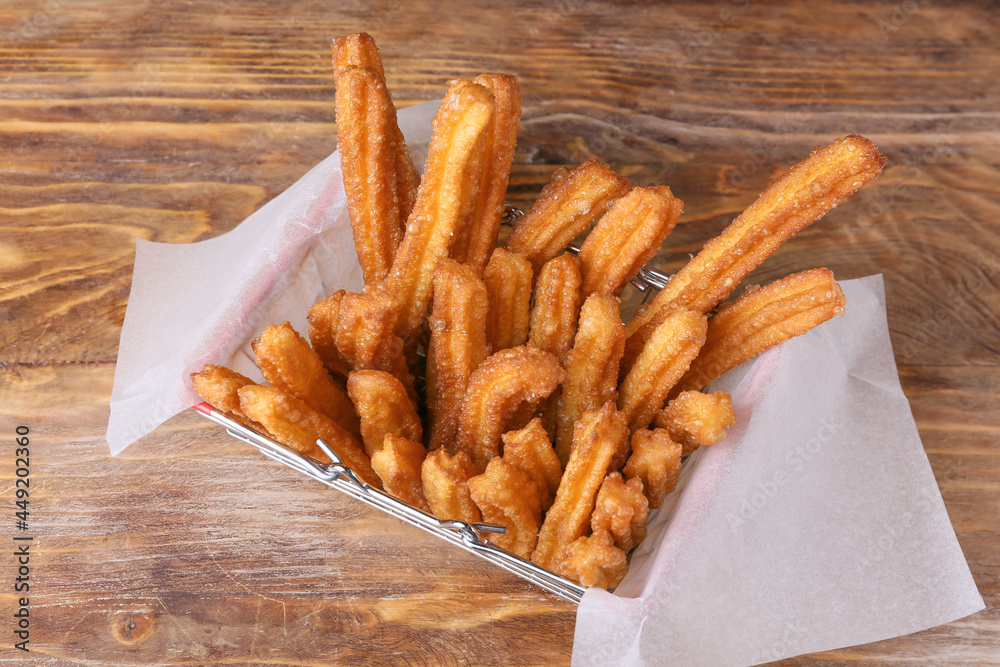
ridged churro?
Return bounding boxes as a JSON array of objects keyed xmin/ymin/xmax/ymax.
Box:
[
  {"xmin": 577, "ymin": 185, "xmax": 683, "ymax": 297},
  {"xmin": 455, "ymin": 346, "xmax": 565, "ymax": 471},
  {"xmin": 555, "ymin": 294, "xmax": 624, "ymax": 465},
  {"xmin": 591, "ymin": 472, "xmax": 648, "ymax": 552},
  {"xmin": 529, "ymin": 253, "xmax": 583, "ymax": 367},
  {"xmin": 504, "ymin": 158, "xmax": 632, "ymax": 274},
  {"xmin": 306, "ymin": 290, "xmax": 351, "ymax": 382},
  {"xmin": 371, "ymin": 434, "xmax": 430, "ymax": 511},
  {"xmin": 191, "ymin": 364, "xmax": 268, "ymax": 435},
  {"xmin": 346, "ymin": 370, "xmax": 423, "ymax": 457},
  {"xmin": 427, "ymin": 258, "xmax": 490, "ymax": 452},
  {"xmin": 501, "ymin": 418, "xmax": 563, "ymax": 511},
  {"xmin": 421, "ymin": 448, "xmax": 482, "ymax": 525},
  {"xmin": 655, "ymin": 390, "xmax": 735, "ymax": 456},
  {"xmin": 386, "ymin": 78, "xmax": 494, "ymax": 343},
  {"xmin": 623, "ymin": 428, "xmax": 681, "ymax": 509},
  {"xmin": 468, "ymin": 457, "xmax": 542, "ymax": 559},
  {"xmin": 450, "ymin": 73, "xmax": 521, "ymax": 273},
  {"xmin": 676, "ymin": 267, "xmax": 847, "ymax": 393},
  {"xmin": 483, "ymin": 247, "xmax": 533, "ymax": 351}
]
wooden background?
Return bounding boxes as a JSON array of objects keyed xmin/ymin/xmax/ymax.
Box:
[{"xmin": 1, "ymin": 0, "xmax": 998, "ymax": 664}]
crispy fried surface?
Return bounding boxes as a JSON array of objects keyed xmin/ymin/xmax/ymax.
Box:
[
  {"xmin": 529, "ymin": 253, "xmax": 582, "ymax": 367},
  {"xmin": 238, "ymin": 384, "xmax": 378, "ymax": 487},
  {"xmin": 483, "ymin": 247, "xmax": 533, "ymax": 351},
  {"xmin": 333, "ymin": 33, "xmax": 418, "ymax": 279},
  {"xmin": 676, "ymin": 268, "xmax": 847, "ymax": 393},
  {"xmin": 532, "ymin": 401, "xmax": 628, "ymax": 570},
  {"xmin": 504, "ymin": 158, "xmax": 633, "ymax": 274},
  {"xmin": 385, "ymin": 78, "xmax": 494, "ymax": 343},
  {"xmin": 346, "ymin": 370, "xmax": 423, "ymax": 457},
  {"xmin": 450, "ymin": 73, "xmax": 521, "ymax": 273},
  {"xmin": 577, "ymin": 185, "xmax": 683, "ymax": 297},
  {"xmin": 555, "ymin": 294, "xmax": 624, "ymax": 466},
  {"xmin": 655, "ymin": 390, "xmax": 735, "ymax": 455},
  {"xmin": 191, "ymin": 364, "xmax": 266, "ymax": 433},
  {"xmin": 335, "ymin": 66, "xmax": 405, "ymax": 283},
  {"xmin": 502, "ymin": 418, "xmax": 563, "ymax": 511},
  {"xmin": 427, "ymin": 259, "xmax": 490, "ymax": 452},
  {"xmin": 617, "ymin": 308, "xmax": 707, "ymax": 433},
  {"xmin": 421, "ymin": 448, "xmax": 482, "ymax": 525},
  {"xmin": 335, "ymin": 286, "xmax": 415, "ymax": 402},
  {"xmin": 306, "ymin": 290, "xmax": 350, "ymax": 381},
  {"xmin": 623, "ymin": 428, "xmax": 682, "ymax": 509},
  {"xmin": 591, "ymin": 472, "xmax": 649, "ymax": 552},
  {"xmin": 252, "ymin": 322, "xmax": 361, "ymax": 437},
  {"xmin": 455, "ymin": 346, "xmax": 565, "ymax": 472},
  {"xmin": 554, "ymin": 531, "xmax": 628, "ymax": 590},
  {"xmin": 371, "ymin": 434, "xmax": 430, "ymax": 511},
  {"xmin": 468, "ymin": 457, "xmax": 542, "ymax": 559},
  {"xmin": 624, "ymin": 135, "xmax": 884, "ymax": 364}
]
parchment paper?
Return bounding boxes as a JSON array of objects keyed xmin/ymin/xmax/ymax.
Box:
[{"xmin": 106, "ymin": 99, "xmax": 983, "ymax": 665}]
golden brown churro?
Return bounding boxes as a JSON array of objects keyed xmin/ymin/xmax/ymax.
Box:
[
  {"xmin": 426, "ymin": 258, "xmax": 490, "ymax": 452},
  {"xmin": 191, "ymin": 365, "xmax": 267, "ymax": 434},
  {"xmin": 676, "ymin": 267, "xmax": 847, "ymax": 393},
  {"xmin": 450, "ymin": 73, "xmax": 522, "ymax": 273},
  {"xmin": 306, "ymin": 289, "xmax": 351, "ymax": 382},
  {"xmin": 623, "ymin": 428, "xmax": 682, "ymax": 510},
  {"xmin": 555, "ymin": 294, "xmax": 625, "ymax": 466},
  {"xmin": 529, "ymin": 253, "xmax": 583, "ymax": 367},
  {"xmin": 577, "ymin": 185, "xmax": 683, "ymax": 297},
  {"xmin": 623, "ymin": 135, "xmax": 884, "ymax": 364},
  {"xmin": 655, "ymin": 390, "xmax": 735, "ymax": 456},
  {"xmin": 346, "ymin": 370, "xmax": 423, "ymax": 457},
  {"xmin": 238, "ymin": 385, "xmax": 378, "ymax": 487},
  {"xmin": 421, "ymin": 448, "xmax": 483, "ymax": 525},
  {"xmin": 468, "ymin": 457, "xmax": 542, "ymax": 559},
  {"xmin": 504, "ymin": 158, "xmax": 633, "ymax": 274},
  {"xmin": 385, "ymin": 78, "xmax": 494, "ymax": 343},
  {"xmin": 455, "ymin": 346, "xmax": 565, "ymax": 472},
  {"xmin": 501, "ymin": 418, "xmax": 563, "ymax": 511},
  {"xmin": 591, "ymin": 472, "xmax": 649, "ymax": 552},
  {"xmin": 371, "ymin": 434, "xmax": 430, "ymax": 511},
  {"xmin": 554, "ymin": 530, "xmax": 628, "ymax": 590},
  {"xmin": 483, "ymin": 247, "xmax": 533, "ymax": 352},
  {"xmin": 532, "ymin": 401, "xmax": 628, "ymax": 570},
  {"xmin": 618, "ymin": 309, "xmax": 707, "ymax": 433},
  {"xmin": 252, "ymin": 322, "xmax": 361, "ymax": 437}
]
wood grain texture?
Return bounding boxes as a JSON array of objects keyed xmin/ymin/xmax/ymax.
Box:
[{"xmin": 1, "ymin": 0, "xmax": 997, "ymax": 664}]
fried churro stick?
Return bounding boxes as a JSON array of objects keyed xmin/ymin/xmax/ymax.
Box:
[
  {"xmin": 346, "ymin": 370, "xmax": 423, "ymax": 457},
  {"xmin": 335, "ymin": 66, "xmax": 406, "ymax": 283},
  {"xmin": 421, "ymin": 448, "xmax": 482, "ymax": 524},
  {"xmin": 191, "ymin": 365, "xmax": 268, "ymax": 435},
  {"xmin": 455, "ymin": 346, "xmax": 565, "ymax": 472},
  {"xmin": 451, "ymin": 73, "xmax": 521, "ymax": 273},
  {"xmin": 504, "ymin": 158, "xmax": 633, "ymax": 274},
  {"xmin": 577, "ymin": 185, "xmax": 683, "ymax": 297},
  {"xmin": 427, "ymin": 259, "xmax": 490, "ymax": 452},
  {"xmin": 623, "ymin": 135, "xmax": 884, "ymax": 363},
  {"xmin": 371, "ymin": 434, "xmax": 430, "ymax": 511},
  {"xmin": 333, "ymin": 34, "xmax": 419, "ymax": 245},
  {"xmin": 555, "ymin": 294, "xmax": 624, "ymax": 466},
  {"xmin": 252, "ymin": 322, "xmax": 361, "ymax": 438},
  {"xmin": 591, "ymin": 472, "xmax": 649, "ymax": 552},
  {"xmin": 617, "ymin": 309, "xmax": 707, "ymax": 433},
  {"xmin": 676, "ymin": 268, "xmax": 847, "ymax": 393},
  {"xmin": 307, "ymin": 290, "xmax": 351, "ymax": 381},
  {"xmin": 334, "ymin": 286, "xmax": 416, "ymax": 402},
  {"xmin": 502, "ymin": 418, "xmax": 563, "ymax": 511},
  {"xmin": 532, "ymin": 401, "xmax": 628, "ymax": 570},
  {"xmin": 483, "ymin": 247, "xmax": 533, "ymax": 351},
  {"xmin": 468, "ymin": 457, "xmax": 542, "ymax": 559},
  {"xmin": 238, "ymin": 385, "xmax": 378, "ymax": 487},
  {"xmin": 386, "ymin": 78, "xmax": 494, "ymax": 343},
  {"xmin": 655, "ymin": 390, "xmax": 735, "ymax": 456},
  {"xmin": 529, "ymin": 253, "xmax": 583, "ymax": 367},
  {"xmin": 623, "ymin": 428, "xmax": 682, "ymax": 509},
  {"xmin": 554, "ymin": 531, "xmax": 628, "ymax": 590}
]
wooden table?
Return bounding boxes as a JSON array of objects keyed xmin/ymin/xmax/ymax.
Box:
[{"xmin": 2, "ymin": 1, "xmax": 997, "ymax": 664}]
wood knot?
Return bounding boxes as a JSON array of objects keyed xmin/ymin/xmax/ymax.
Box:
[{"xmin": 110, "ymin": 609, "xmax": 156, "ymax": 646}]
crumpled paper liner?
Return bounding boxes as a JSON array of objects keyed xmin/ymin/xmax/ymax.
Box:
[
  {"xmin": 107, "ymin": 99, "xmax": 982, "ymax": 665},
  {"xmin": 573, "ymin": 275, "xmax": 984, "ymax": 666}
]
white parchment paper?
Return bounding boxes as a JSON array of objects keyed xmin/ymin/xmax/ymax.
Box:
[
  {"xmin": 107, "ymin": 99, "xmax": 983, "ymax": 664},
  {"xmin": 573, "ymin": 275, "xmax": 984, "ymax": 666}
]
